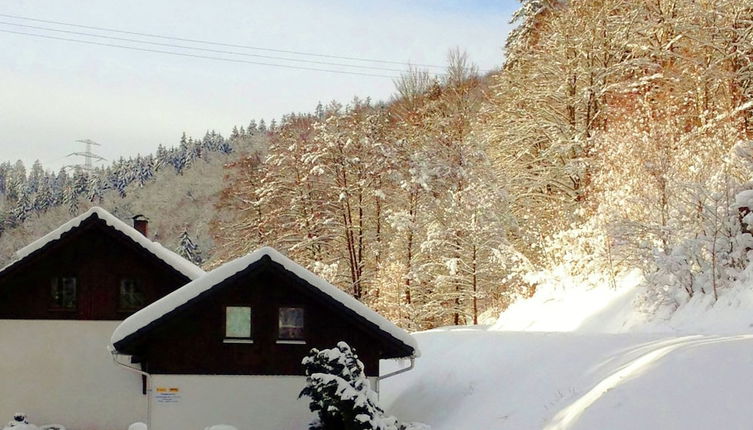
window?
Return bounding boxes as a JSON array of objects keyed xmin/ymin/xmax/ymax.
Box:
[
  {"xmin": 119, "ymin": 279, "xmax": 145, "ymax": 311},
  {"xmin": 50, "ymin": 277, "xmax": 77, "ymax": 310},
  {"xmin": 225, "ymin": 306, "xmax": 252, "ymax": 340},
  {"xmin": 278, "ymin": 307, "xmax": 305, "ymax": 340}
]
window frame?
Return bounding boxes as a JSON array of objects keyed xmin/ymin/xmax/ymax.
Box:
[
  {"xmin": 277, "ymin": 306, "xmax": 305, "ymax": 343},
  {"xmin": 223, "ymin": 305, "xmax": 254, "ymax": 344},
  {"xmin": 49, "ymin": 276, "xmax": 78, "ymax": 311},
  {"xmin": 117, "ymin": 277, "xmax": 146, "ymax": 312}
]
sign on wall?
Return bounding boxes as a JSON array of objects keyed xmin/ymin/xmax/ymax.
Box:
[{"xmin": 154, "ymin": 387, "xmax": 181, "ymax": 404}]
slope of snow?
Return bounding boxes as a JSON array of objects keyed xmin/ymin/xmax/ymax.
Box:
[
  {"xmin": 381, "ymin": 328, "xmax": 753, "ymax": 430},
  {"xmin": 383, "ymin": 265, "xmax": 753, "ymax": 429},
  {"xmin": 112, "ymin": 246, "xmax": 418, "ymax": 356},
  {"xmin": 6, "ymin": 207, "xmax": 204, "ymax": 280},
  {"xmin": 491, "ymin": 269, "xmax": 645, "ymax": 333},
  {"xmin": 490, "ymin": 267, "xmax": 753, "ymax": 335}
]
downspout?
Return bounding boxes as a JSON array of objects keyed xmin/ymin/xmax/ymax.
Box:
[
  {"xmin": 378, "ymin": 358, "xmax": 415, "ymax": 381},
  {"xmin": 108, "ymin": 346, "xmax": 151, "ymax": 427},
  {"xmin": 375, "ymin": 357, "xmax": 415, "ymax": 396}
]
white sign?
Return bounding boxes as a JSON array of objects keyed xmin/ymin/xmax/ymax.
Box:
[{"xmin": 154, "ymin": 387, "xmax": 181, "ymax": 404}]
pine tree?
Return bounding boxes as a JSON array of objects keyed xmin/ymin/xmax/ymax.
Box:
[
  {"xmin": 136, "ymin": 155, "xmax": 155, "ymax": 186},
  {"xmin": 176, "ymin": 230, "xmax": 203, "ymax": 265},
  {"xmin": 0, "ymin": 162, "xmax": 10, "ymax": 195},
  {"xmin": 300, "ymin": 342, "xmax": 409, "ymax": 430},
  {"xmin": 63, "ymin": 186, "xmax": 79, "ymax": 216},
  {"xmin": 11, "ymin": 189, "xmax": 32, "ymax": 224},
  {"xmin": 155, "ymin": 144, "xmax": 169, "ymax": 170},
  {"xmin": 87, "ymin": 173, "xmax": 104, "ymax": 203},
  {"xmin": 32, "ymin": 176, "xmax": 54, "ymax": 213}
]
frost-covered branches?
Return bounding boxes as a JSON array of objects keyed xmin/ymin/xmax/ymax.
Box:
[{"xmin": 215, "ymin": 56, "xmax": 518, "ymax": 329}]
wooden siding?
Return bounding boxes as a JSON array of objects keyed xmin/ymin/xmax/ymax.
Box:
[
  {"xmin": 0, "ymin": 219, "xmax": 190, "ymax": 320},
  {"xmin": 135, "ymin": 267, "xmax": 388, "ymax": 377}
]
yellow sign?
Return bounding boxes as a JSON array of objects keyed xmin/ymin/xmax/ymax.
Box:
[{"xmin": 155, "ymin": 387, "xmax": 180, "ymax": 393}]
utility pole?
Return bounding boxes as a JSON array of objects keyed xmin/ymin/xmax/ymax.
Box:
[{"xmin": 67, "ymin": 139, "xmax": 106, "ymax": 171}]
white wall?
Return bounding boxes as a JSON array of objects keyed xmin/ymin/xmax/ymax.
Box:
[
  {"xmin": 0, "ymin": 320, "xmax": 145, "ymax": 430},
  {"xmin": 148, "ymin": 375, "xmax": 314, "ymax": 430}
]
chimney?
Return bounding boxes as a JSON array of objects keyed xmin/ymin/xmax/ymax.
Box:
[{"xmin": 132, "ymin": 214, "xmax": 149, "ymax": 237}]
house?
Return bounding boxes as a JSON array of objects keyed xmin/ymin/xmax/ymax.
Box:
[
  {"xmin": 0, "ymin": 207, "xmax": 204, "ymax": 430},
  {"xmin": 110, "ymin": 246, "xmax": 419, "ymax": 430}
]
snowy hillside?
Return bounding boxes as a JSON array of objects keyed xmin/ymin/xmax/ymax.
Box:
[{"xmin": 381, "ymin": 274, "xmax": 753, "ymax": 429}]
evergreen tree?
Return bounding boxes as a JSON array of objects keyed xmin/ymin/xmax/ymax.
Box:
[
  {"xmin": 53, "ymin": 167, "xmax": 70, "ymax": 204},
  {"xmin": 87, "ymin": 173, "xmax": 104, "ymax": 203},
  {"xmin": 176, "ymin": 230, "xmax": 203, "ymax": 265},
  {"xmin": 63, "ymin": 186, "xmax": 79, "ymax": 216},
  {"xmin": 12, "ymin": 189, "xmax": 32, "ymax": 224},
  {"xmin": 217, "ymin": 135, "xmax": 232, "ymax": 154},
  {"xmin": 136, "ymin": 155, "xmax": 155, "ymax": 187},
  {"xmin": 32, "ymin": 176, "xmax": 54, "ymax": 213},
  {"xmin": 0, "ymin": 162, "xmax": 10, "ymax": 195},
  {"xmin": 27, "ymin": 160, "xmax": 44, "ymax": 193},
  {"xmin": 300, "ymin": 342, "xmax": 411, "ymax": 430},
  {"xmin": 155, "ymin": 144, "xmax": 169, "ymax": 171}
]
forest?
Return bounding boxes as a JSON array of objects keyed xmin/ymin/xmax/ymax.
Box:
[{"xmin": 1, "ymin": 0, "xmax": 752, "ymax": 330}]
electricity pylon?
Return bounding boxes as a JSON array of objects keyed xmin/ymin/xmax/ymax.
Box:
[{"xmin": 67, "ymin": 139, "xmax": 106, "ymax": 171}]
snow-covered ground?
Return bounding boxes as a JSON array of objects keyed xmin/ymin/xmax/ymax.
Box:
[{"xmin": 382, "ymin": 272, "xmax": 753, "ymax": 429}]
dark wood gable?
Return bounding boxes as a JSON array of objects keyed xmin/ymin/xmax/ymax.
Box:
[
  {"xmin": 114, "ymin": 257, "xmax": 414, "ymax": 377},
  {"xmin": 0, "ymin": 213, "xmax": 193, "ymax": 320}
]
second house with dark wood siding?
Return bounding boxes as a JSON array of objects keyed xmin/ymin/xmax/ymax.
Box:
[{"xmin": 110, "ymin": 246, "xmax": 418, "ymax": 430}]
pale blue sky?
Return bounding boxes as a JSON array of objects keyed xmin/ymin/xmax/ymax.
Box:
[{"xmin": 0, "ymin": 1, "xmax": 518, "ymax": 170}]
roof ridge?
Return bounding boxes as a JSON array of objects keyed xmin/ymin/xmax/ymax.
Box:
[
  {"xmin": 5, "ymin": 206, "xmax": 204, "ymax": 281},
  {"xmin": 111, "ymin": 246, "xmax": 418, "ymax": 358}
]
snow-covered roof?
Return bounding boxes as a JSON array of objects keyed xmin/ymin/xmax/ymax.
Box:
[
  {"xmin": 5, "ymin": 207, "xmax": 204, "ymax": 281},
  {"xmin": 111, "ymin": 246, "xmax": 419, "ymax": 358}
]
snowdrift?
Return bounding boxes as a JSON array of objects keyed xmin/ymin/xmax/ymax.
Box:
[
  {"xmin": 382, "ymin": 328, "xmax": 753, "ymax": 430},
  {"xmin": 382, "ymin": 270, "xmax": 753, "ymax": 429},
  {"xmin": 492, "ymin": 269, "xmax": 753, "ymax": 334}
]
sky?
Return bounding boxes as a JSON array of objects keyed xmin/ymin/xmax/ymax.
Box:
[{"xmin": 0, "ymin": 0, "xmax": 518, "ymax": 171}]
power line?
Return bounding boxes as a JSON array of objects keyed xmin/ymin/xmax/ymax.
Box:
[
  {"xmin": 0, "ymin": 28, "xmax": 400, "ymax": 78},
  {"xmin": 0, "ymin": 20, "xmax": 416, "ymax": 74},
  {"xmin": 0, "ymin": 12, "xmax": 470, "ymax": 72}
]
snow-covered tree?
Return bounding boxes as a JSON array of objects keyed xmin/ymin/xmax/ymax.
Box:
[
  {"xmin": 176, "ymin": 230, "xmax": 203, "ymax": 265},
  {"xmin": 300, "ymin": 342, "xmax": 422, "ymax": 430}
]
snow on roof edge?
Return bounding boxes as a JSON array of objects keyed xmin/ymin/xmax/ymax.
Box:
[
  {"xmin": 111, "ymin": 246, "xmax": 419, "ymax": 358},
  {"xmin": 7, "ymin": 207, "xmax": 204, "ymax": 281}
]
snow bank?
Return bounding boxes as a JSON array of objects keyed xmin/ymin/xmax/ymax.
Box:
[
  {"xmin": 491, "ymin": 269, "xmax": 645, "ymax": 333},
  {"xmin": 381, "ymin": 328, "xmax": 753, "ymax": 430},
  {"xmin": 491, "ymin": 266, "xmax": 753, "ymax": 335}
]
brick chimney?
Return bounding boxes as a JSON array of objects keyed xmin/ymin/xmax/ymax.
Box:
[{"xmin": 132, "ymin": 214, "xmax": 149, "ymax": 237}]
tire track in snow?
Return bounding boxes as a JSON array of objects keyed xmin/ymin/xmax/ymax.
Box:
[{"xmin": 543, "ymin": 334, "xmax": 753, "ymax": 430}]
